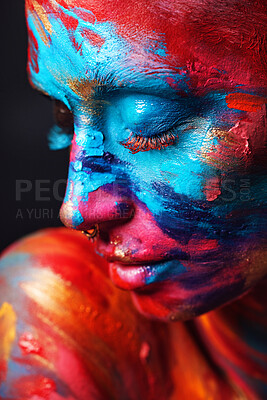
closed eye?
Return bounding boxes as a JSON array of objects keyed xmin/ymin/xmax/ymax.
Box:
[
  {"xmin": 120, "ymin": 128, "xmax": 178, "ymax": 153},
  {"xmin": 113, "ymin": 93, "xmax": 196, "ymax": 153}
]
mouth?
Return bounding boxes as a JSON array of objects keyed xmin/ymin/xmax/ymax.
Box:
[{"xmin": 109, "ymin": 258, "xmax": 187, "ymax": 290}]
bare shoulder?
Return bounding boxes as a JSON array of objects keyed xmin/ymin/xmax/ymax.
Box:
[{"xmin": 0, "ymin": 228, "xmax": 172, "ymax": 399}]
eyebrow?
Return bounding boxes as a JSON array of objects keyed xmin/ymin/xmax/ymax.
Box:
[
  {"xmin": 55, "ymin": 65, "xmax": 190, "ymax": 102},
  {"xmin": 32, "ymin": 68, "xmax": 231, "ymax": 104},
  {"xmin": 31, "ymin": 55, "xmax": 235, "ymax": 104}
]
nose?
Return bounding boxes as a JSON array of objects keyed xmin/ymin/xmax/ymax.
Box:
[
  {"xmin": 60, "ymin": 183, "xmax": 135, "ymax": 229},
  {"xmin": 60, "ymin": 130, "xmax": 135, "ymax": 232}
]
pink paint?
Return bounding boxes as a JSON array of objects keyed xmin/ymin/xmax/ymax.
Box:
[
  {"xmin": 203, "ymin": 177, "xmax": 221, "ymax": 202},
  {"xmin": 109, "ymin": 262, "xmax": 147, "ymax": 290},
  {"xmin": 54, "ymin": 343, "xmax": 106, "ymax": 400},
  {"xmin": 139, "ymin": 342, "xmax": 150, "ymax": 364}
]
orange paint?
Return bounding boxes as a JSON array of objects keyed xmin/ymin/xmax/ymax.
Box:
[
  {"xmin": 0, "ymin": 302, "xmax": 16, "ymax": 382},
  {"xmin": 0, "ymin": 303, "xmax": 16, "ymax": 362},
  {"xmin": 226, "ymin": 93, "xmax": 266, "ymax": 112},
  {"xmin": 1, "ymin": 229, "xmax": 266, "ymax": 398}
]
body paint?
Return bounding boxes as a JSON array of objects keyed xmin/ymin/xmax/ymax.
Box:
[
  {"xmin": 0, "ymin": 229, "xmax": 173, "ymax": 399},
  {"xmin": 1, "ymin": 229, "xmax": 265, "ymax": 398},
  {"xmin": 25, "ymin": 0, "xmax": 267, "ymax": 321}
]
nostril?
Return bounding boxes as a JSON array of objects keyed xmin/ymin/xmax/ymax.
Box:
[
  {"xmin": 98, "ymin": 215, "xmax": 134, "ymax": 244},
  {"xmin": 61, "ymin": 183, "xmax": 135, "ymax": 232},
  {"xmin": 115, "ymin": 202, "xmax": 135, "ymax": 220},
  {"xmin": 99, "ymin": 228, "xmax": 110, "ymax": 244}
]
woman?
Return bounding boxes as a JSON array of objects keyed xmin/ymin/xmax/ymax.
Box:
[{"xmin": 0, "ymin": 0, "xmax": 266, "ymax": 398}]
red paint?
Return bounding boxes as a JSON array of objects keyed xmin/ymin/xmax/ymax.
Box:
[
  {"xmin": 1, "ymin": 229, "xmax": 174, "ymax": 399},
  {"xmin": 203, "ymin": 177, "xmax": 221, "ymax": 202},
  {"xmin": 0, "ymin": 360, "xmax": 7, "ymax": 383},
  {"xmin": 196, "ymin": 282, "xmax": 267, "ymax": 399},
  {"xmin": 61, "ymin": 13, "xmax": 79, "ymax": 32},
  {"xmin": 1, "ymin": 229, "xmax": 267, "ymax": 398},
  {"xmin": 139, "ymin": 342, "xmax": 150, "ymax": 364},
  {"xmin": 226, "ymin": 93, "xmax": 267, "ymax": 112},
  {"xmin": 187, "ymin": 238, "xmax": 218, "ymax": 252},
  {"xmin": 26, "ymin": 0, "xmax": 267, "ymax": 90},
  {"xmin": 14, "ymin": 376, "xmax": 56, "ymax": 397},
  {"xmin": 27, "ymin": 27, "xmax": 39, "ymax": 74},
  {"xmin": 19, "ymin": 332, "xmax": 43, "ymax": 356},
  {"xmin": 81, "ymin": 28, "xmax": 105, "ymax": 49}
]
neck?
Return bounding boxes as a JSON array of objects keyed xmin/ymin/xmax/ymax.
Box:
[{"xmin": 193, "ymin": 278, "xmax": 267, "ymax": 399}]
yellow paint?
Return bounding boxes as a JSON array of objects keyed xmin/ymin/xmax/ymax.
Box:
[
  {"xmin": 29, "ymin": 0, "xmax": 52, "ymax": 47},
  {"xmin": 0, "ymin": 302, "xmax": 16, "ymax": 361},
  {"xmin": 200, "ymin": 126, "xmax": 246, "ymax": 169}
]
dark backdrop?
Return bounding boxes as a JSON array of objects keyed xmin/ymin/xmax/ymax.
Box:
[{"xmin": 1, "ymin": 1, "xmax": 69, "ymax": 251}]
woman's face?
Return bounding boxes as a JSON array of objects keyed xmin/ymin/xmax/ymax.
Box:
[{"xmin": 26, "ymin": 0, "xmax": 267, "ymax": 320}]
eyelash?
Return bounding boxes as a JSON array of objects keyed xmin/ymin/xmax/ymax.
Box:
[{"xmin": 120, "ymin": 130, "xmax": 177, "ymax": 154}]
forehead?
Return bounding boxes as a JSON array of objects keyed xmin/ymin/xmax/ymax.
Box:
[{"xmin": 26, "ymin": 0, "xmax": 266, "ymax": 94}]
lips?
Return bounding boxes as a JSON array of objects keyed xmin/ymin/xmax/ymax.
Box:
[
  {"xmin": 97, "ymin": 236, "xmax": 189, "ymax": 265},
  {"xmin": 109, "ymin": 258, "xmax": 188, "ymax": 290},
  {"xmin": 97, "ymin": 240, "xmax": 189, "ymax": 290}
]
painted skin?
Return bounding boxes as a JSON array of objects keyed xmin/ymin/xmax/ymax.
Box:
[
  {"xmin": 1, "ymin": 1, "xmax": 267, "ymax": 398},
  {"xmin": 0, "ymin": 230, "xmax": 174, "ymax": 400},
  {"xmin": 1, "ymin": 228, "xmax": 265, "ymax": 399},
  {"xmin": 25, "ymin": 0, "xmax": 267, "ymax": 322}
]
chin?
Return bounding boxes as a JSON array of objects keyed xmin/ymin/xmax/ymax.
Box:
[
  {"xmin": 109, "ymin": 240, "xmax": 267, "ymax": 321},
  {"xmin": 128, "ymin": 276, "xmax": 253, "ymax": 322}
]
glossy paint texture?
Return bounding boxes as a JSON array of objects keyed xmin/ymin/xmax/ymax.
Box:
[
  {"xmin": 196, "ymin": 281, "xmax": 267, "ymax": 399},
  {"xmin": 1, "ymin": 229, "xmax": 266, "ymax": 398},
  {"xmin": 0, "ymin": 229, "xmax": 172, "ymax": 399},
  {"xmin": 25, "ymin": 0, "xmax": 267, "ymax": 320}
]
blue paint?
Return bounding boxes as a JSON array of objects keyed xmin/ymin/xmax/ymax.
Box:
[
  {"xmin": 74, "ymin": 124, "xmax": 105, "ymax": 157},
  {"xmin": 0, "ymin": 360, "xmax": 32, "ymax": 397},
  {"xmin": 48, "ymin": 125, "xmax": 73, "ymax": 150},
  {"xmin": 73, "ymin": 160, "xmax": 83, "ymax": 172},
  {"xmin": 27, "ymin": 3, "xmax": 267, "ymax": 294},
  {"xmin": 144, "ymin": 259, "xmax": 187, "ymax": 285},
  {"xmin": 0, "ymin": 253, "xmax": 30, "ymax": 271}
]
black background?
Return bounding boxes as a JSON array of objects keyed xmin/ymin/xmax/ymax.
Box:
[{"xmin": 1, "ymin": 1, "xmax": 69, "ymax": 251}]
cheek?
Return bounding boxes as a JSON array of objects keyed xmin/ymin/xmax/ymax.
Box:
[
  {"xmin": 131, "ymin": 239, "xmax": 267, "ymax": 321},
  {"xmin": 131, "ymin": 267, "xmax": 246, "ymax": 321},
  {"xmin": 201, "ymin": 105, "xmax": 267, "ymax": 170}
]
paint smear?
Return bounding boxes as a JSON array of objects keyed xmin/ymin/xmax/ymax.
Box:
[
  {"xmin": 226, "ymin": 93, "xmax": 266, "ymax": 113},
  {"xmin": 203, "ymin": 176, "xmax": 221, "ymax": 201},
  {"xmin": 14, "ymin": 375, "xmax": 56, "ymax": 397},
  {"xmin": 0, "ymin": 302, "xmax": 16, "ymax": 382},
  {"xmin": 0, "ymin": 303, "xmax": 16, "ymax": 361}
]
